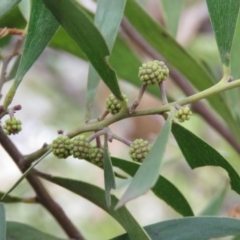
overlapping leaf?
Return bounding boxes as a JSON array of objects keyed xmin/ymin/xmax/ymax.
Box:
[
  {"xmin": 0, "ymin": 192, "xmax": 23, "ymax": 203},
  {"xmin": 39, "ymin": 174, "xmax": 150, "ymax": 239},
  {"xmin": 86, "ymin": 0, "xmax": 126, "ymax": 118},
  {"xmin": 4, "ymin": 0, "xmax": 59, "ymax": 109},
  {"xmin": 111, "ymin": 217, "xmax": 240, "ymax": 240},
  {"xmin": 172, "ymin": 123, "xmax": 240, "ymax": 194},
  {"xmin": 112, "ymin": 157, "xmax": 194, "ymax": 216},
  {"xmin": 116, "ymin": 112, "xmax": 174, "ymax": 208},
  {"xmin": 0, "ymin": 0, "xmax": 20, "ymax": 19},
  {"xmin": 124, "ymin": 0, "xmax": 238, "ymax": 139},
  {"xmin": 41, "ymin": 0, "xmax": 123, "ymax": 101}
]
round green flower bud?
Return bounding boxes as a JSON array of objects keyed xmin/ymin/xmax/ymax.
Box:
[
  {"xmin": 70, "ymin": 135, "xmax": 92, "ymax": 159},
  {"xmin": 129, "ymin": 139, "xmax": 152, "ymax": 163},
  {"xmin": 175, "ymin": 106, "xmax": 192, "ymax": 123},
  {"xmin": 138, "ymin": 60, "xmax": 169, "ymax": 85},
  {"xmin": 52, "ymin": 135, "xmax": 71, "ymax": 159},
  {"xmin": 105, "ymin": 93, "xmax": 128, "ymax": 115},
  {"xmin": 89, "ymin": 147, "xmax": 104, "ymax": 167},
  {"xmin": 3, "ymin": 117, "xmax": 22, "ymax": 135}
]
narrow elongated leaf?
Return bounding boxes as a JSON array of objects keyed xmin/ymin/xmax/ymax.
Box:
[
  {"xmin": 200, "ymin": 186, "xmax": 227, "ymax": 216},
  {"xmin": 111, "ymin": 217, "xmax": 240, "ymax": 240},
  {"xmin": 116, "ymin": 112, "xmax": 174, "ymax": 209},
  {"xmin": 112, "ymin": 157, "xmax": 194, "ymax": 216},
  {"xmin": 124, "ymin": 1, "xmax": 238, "ymax": 138},
  {"xmin": 231, "ymin": 12, "xmax": 240, "ymax": 80},
  {"xmin": 39, "ymin": 174, "xmax": 150, "ymax": 240},
  {"xmin": 1, "ymin": 150, "xmax": 51, "ymax": 200},
  {"xmin": 3, "ymin": 0, "xmax": 59, "ymax": 108},
  {"xmin": 0, "ymin": 192, "xmax": 23, "ymax": 203},
  {"xmin": 0, "ymin": 203, "xmax": 6, "ymax": 240},
  {"xmin": 206, "ymin": 0, "xmax": 240, "ymax": 67},
  {"xmin": 172, "ymin": 123, "xmax": 240, "ymax": 195},
  {"xmin": 232, "ymin": 235, "xmax": 240, "ymax": 240},
  {"xmin": 86, "ymin": 0, "xmax": 126, "ymax": 118},
  {"xmin": 7, "ymin": 222, "xmax": 64, "ymax": 240},
  {"xmin": 160, "ymin": 0, "xmax": 184, "ymax": 37},
  {"xmin": 0, "ymin": 0, "xmax": 20, "ymax": 19},
  {"xmin": 103, "ymin": 137, "xmax": 116, "ymax": 207},
  {"xmin": 41, "ymin": 0, "xmax": 123, "ymax": 101}
]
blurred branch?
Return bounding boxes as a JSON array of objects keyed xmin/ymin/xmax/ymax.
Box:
[
  {"xmin": 0, "ymin": 127, "xmax": 85, "ymax": 240},
  {"xmin": 121, "ymin": 18, "xmax": 240, "ymax": 154}
]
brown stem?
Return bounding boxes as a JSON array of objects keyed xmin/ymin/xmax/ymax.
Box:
[
  {"xmin": 0, "ymin": 28, "xmax": 24, "ymax": 36},
  {"xmin": 121, "ymin": 18, "xmax": 240, "ymax": 155},
  {"xmin": 0, "ymin": 127, "xmax": 85, "ymax": 240}
]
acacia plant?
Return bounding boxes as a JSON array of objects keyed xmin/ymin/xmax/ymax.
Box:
[{"xmin": 1, "ymin": 0, "xmax": 240, "ymax": 239}]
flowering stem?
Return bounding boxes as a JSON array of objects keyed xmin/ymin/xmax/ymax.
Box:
[
  {"xmin": 159, "ymin": 81, "xmax": 168, "ymax": 105},
  {"xmin": 129, "ymin": 84, "xmax": 147, "ymax": 113}
]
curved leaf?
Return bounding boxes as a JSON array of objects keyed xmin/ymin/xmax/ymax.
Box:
[
  {"xmin": 116, "ymin": 111, "xmax": 174, "ymax": 209},
  {"xmin": 39, "ymin": 174, "xmax": 150, "ymax": 240},
  {"xmin": 6, "ymin": 222, "xmax": 64, "ymax": 240},
  {"xmin": 41, "ymin": 0, "xmax": 123, "ymax": 101},
  {"xmin": 172, "ymin": 123, "xmax": 240, "ymax": 195},
  {"xmin": 86, "ymin": 0, "xmax": 126, "ymax": 118},
  {"xmin": 111, "ymin": 217, "xmax": 240, "ymax": 240},
  {"xmin": 206, "ymin": 0, "xmax": 240, "ymax": 67},
  {"xmin": 4, "ymin": 0, "xmax": 59, "ymax": 108},
  {"xmin": 0, "ymin": 0, "xmax": 20, "ymax": 20},
  {"xmin": 124, "ymin": 0, "xmax": 238, "ymax": 138},
  {"xmin": 112, "ymin": 157, "xmax": 194, "ymax": 216},
  {"xmin": 0, "ymin": 203, "xmax": 6, "ymax": 240}
]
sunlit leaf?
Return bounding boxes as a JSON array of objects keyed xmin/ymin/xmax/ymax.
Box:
[
  {"xmin": 116, "ymin": 111, "xmax": 174, "ymax": 209},
  {"xmin": 41, "ymin": 0, "xmax": 123, "ymax": 101},
  {"xmin": 206, "ymin": 0, "xmax": 240, "ymax": 67},
  {"xmin": 0, "ymin": 0, "xmax": 20, "ymax": 19},
  {"xmin": 86, "ymin": 0, "xmax": 126, "ymax": 118},
  {"xmin": 111, "ymin": 217, "xmax": 240, "ymax": 240},
  {"xmin": 112, "ymin": 157, "xmax": 194, "ymax": 216},
  {"xmin": 3, "ymin": 0, "xmax": 59, "ymax": 108},
  {"xmin": 7, "ymin": 222, "xmax": 64, "ymax": 240},
  {"xmin": 39, "ymin": 174, "xmax": 150, "ymax": 240},
  {"xmin": 172, "ymin": 123, "xmax": 240, "ymax": 195}
]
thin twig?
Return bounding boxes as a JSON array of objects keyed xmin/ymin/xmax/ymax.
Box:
[
  {"xmin": 159, "ymin": 81, "xmax": 168, "ymax": 105},
  {"xmin": 121, "ymin": 18, "xmax": 240, "ymax": 154},
  {"xmin": 0, "ymin": 28, "xmax": 24, "ymax": 36},
  {"xmin": 0, "ymin": 127, "xmax": 85, "ymax": 240}
]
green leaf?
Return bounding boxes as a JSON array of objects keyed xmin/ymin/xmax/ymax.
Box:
[
  {"xmin": 39, "ymin": 174, "xmax": 150, "ymax": 240},
  {"xmin": 103, "ymin": 137, "xmax": 116, "ymax": 207},
  {"xmin": 160, "ymin": 0, "xmax": 184, "ymax": 37},
  {"xmin": 3, "ymin": 0, "xmax": 59, "ymax": 109},
  {"xmin": 116, "ymin": 111, "xmax": 174, "ymax": 209},
  {"xmin": 200, "ymin": 186, "xmax": 227, "ymax": 216},
  {"xmin": 124, "ymin": 0, "xmax": 238, "ymax": 139},
  {"xmin": 6, "ymin": 221, "xmax": 64, "ymax": 240},
  {"xmin": 231, "ymin": 12, "xmax": 240, "ymax": 80},
  {"xmin": 232, "ymin": 235, "xmax": 240, "ymax": 240},
  {"xmin": 0, "ymin": 203, "xmax": 6, "ymax": 240},
  {"xmin": 41, "ymin": 0, "xmax": 123, "ymax": 102},
  {"xmin": 18, "ymin": 0, "xmax": 30, "ymax": 21},
  {"xmin": 172, "ymin": 123, "xmax": 240, "ymax": 195},
  {"xmin": 0, "ymin": 0, "xmax": 20, "ymax": 20},
  {"xmin": 1, "ymin": 150, "xmax": 51, "ymax": 200},
  {"xmin": 111, "ymin": 217, "xmax": 240, "ymax": 240},
  {"xmin": 112, "ymin": 157, "xmax": 194, "ymax": 216},
  {"xmin": 86, "ymin": 0, "xmax": 126, "ymax": 118},
  {"xmin": 206, "ymin": 0, "xmax": 240, "ymax": 67},
  {"xmin": 0, "ymin": 192, "xmax": 23, "ymax": 203}
]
